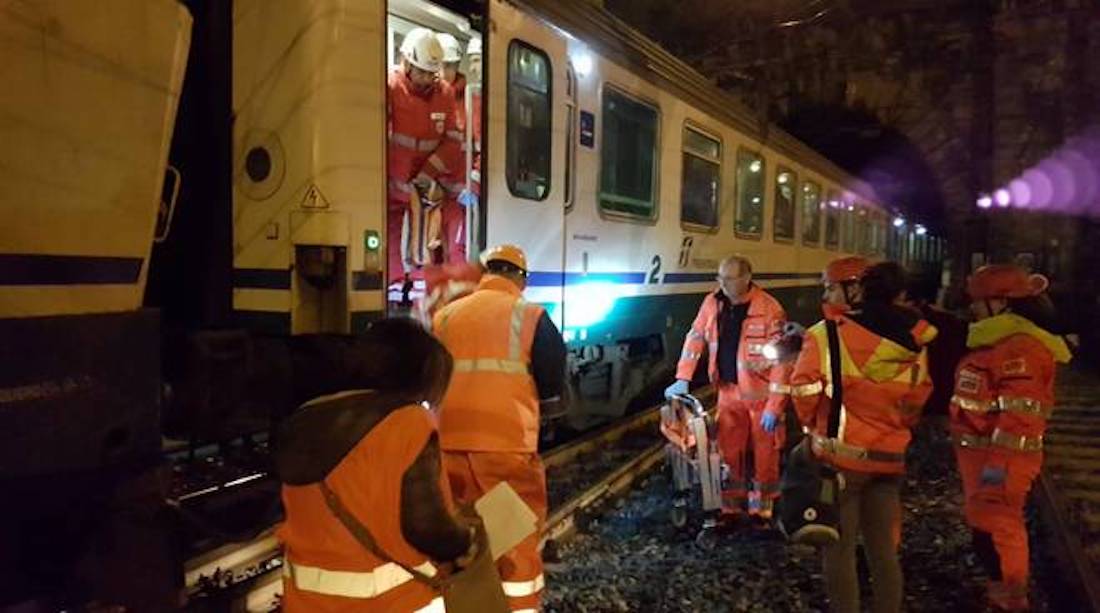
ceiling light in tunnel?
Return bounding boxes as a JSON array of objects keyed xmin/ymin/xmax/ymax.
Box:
[
  {"xmin": 976, "ymin": 194, "xmax": 993, "ymax": 209},
  {"xmin": 893, "ymin": 216, "xmax": 906, "ymax": 227},
  {"xmin": 994, "ymin": 188, "xmax": 1011, "ymax": 208},
  {"xmin": 915, "ymin": 225, "xmax": 927, "ymax": 236}
]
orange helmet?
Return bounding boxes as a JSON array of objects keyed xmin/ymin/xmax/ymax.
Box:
[
  {"xmin": 824, "ymin": 256, "xmax": 870, "ymax": 284},
  {"xmin": 967, "ymin": 264, "xmax": 1049, "ymax": 300},
  {"xmin": 480, "ymin": 244, "xmax": 528, "ymax": 272}
]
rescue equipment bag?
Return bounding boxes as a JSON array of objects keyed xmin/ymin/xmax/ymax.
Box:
[{"xmin": 777, "ymin": 319, "xmax": 843, "ymax": 546}]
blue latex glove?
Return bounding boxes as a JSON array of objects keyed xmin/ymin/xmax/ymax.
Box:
[
  {"xmin": 980, "ymin": 465, "xmax": 1006, "ymax": 486},
  {"xmin": 458, "ymin": 188, "xmax": 478, "ymax": 209},
  {"xmin": 760, "ymin": 411, "xmax": 779, "ymax": 433},
  {"xmin": 664, "ymin": 379, "xmax": 689, "ymax": 399}
]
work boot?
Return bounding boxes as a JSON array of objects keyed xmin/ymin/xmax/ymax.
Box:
[{"xmin": 987, "ymin": 581, "xmax": 1028, "ymax": 612}]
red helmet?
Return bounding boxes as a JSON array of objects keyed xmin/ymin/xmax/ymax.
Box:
[
  {"xmin": 967, "ymin": 264, "xmax": 1048, "ymax": 300},
  {"xmin": 824, "ymin": 256, "xmax": 870, "ymax": 284}
]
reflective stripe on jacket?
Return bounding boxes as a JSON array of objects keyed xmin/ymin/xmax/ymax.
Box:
[
  {"xmin": 278, "ymin": 402, "xmax": 443, "ymax": 612},
  {"xmin": 434, "ymin": 275, "xmax": 544, "ymax": 452},
  {"xmin": 790, "ymin": 313, "xmax": 937, "ymax": 474},
  {"xmin": 675, "ymin": 285, "xmax": 789, "ymax": 414}
]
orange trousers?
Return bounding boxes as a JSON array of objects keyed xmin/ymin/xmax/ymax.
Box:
[
  {"xmin": 955, "ymin": 445, "xmax": 1041, "ymax": 605},
  {"xmin": 716, "ymin": 383, "xmax": 784, "ymax": 516},
  {"xmin": 442, "ymin": 451, "xmax": 546, "ymax": 612}
]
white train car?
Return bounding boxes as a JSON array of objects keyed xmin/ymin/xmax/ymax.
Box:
[{"xmin": 229, "ymin": 0, "xmax": 936, "ymax": 427}]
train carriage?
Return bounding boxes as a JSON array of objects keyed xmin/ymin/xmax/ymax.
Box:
[{"xmin": 227, "ymin": 0, "xmax": 939, "ymax": 427}]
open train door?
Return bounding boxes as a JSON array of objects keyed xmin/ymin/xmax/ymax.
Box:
[
  {"xmin": 484, "ymin": 0, "xmax": 569, "ymax": 337},
  {"xmin": 385, "ymin": 0, "xmax": 487, "ymax": 312}
]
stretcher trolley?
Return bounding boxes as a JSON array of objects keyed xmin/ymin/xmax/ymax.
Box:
[{"xmin": 659, "ymin": 393, "xmax": 723, "ymax": 544}]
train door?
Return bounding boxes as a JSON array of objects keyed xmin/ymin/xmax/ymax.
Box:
[
  {"xmin": 485, "ymin": 0, "xmax": 569, "ymax": 327},
  {"xmin": 385, "ymin": 0, "xmax": 486, "ymax": 312}
]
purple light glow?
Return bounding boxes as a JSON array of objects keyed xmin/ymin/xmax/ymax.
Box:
[
  {"xmin": 986, "ymin": 123, "xmax": 1100, "ymax": 218},
  {"xmin": 1008, "ymin": 179, "xmax": 1031, "ymax": 207}
]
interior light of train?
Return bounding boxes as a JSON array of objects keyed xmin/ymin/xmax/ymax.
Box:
[
  {"xmin": 778, "ymin": 173, "xmax": 790, "ymax": 184},
  {"xmin": 749, "ymin": 160, "xmax": 762, "ymax": 173},
  {"xmin": 571, "ymin": 50, "xmax": 593, "ymax": 77},
  {"xmin": 893, "ymin": 217, "xmax": 906, "ymax": 227},
  {"xmin": 976, "ymin": 194, "xmax": 993, "ymax": 209}
]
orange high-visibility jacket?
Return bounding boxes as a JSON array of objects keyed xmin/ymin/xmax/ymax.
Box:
[
  {"xmin": 790, "ymin": 311, "xmax": 938, "ymax": 474},
  {"xmin": 434, "ymin": 275, "xmax": 545, "ymax": 453},
  {"xmin": 949, "ymin": 313, "xmax": 1071, "ymax": 453},
  {"xmin": 388, "ymin": 69, "xmax": 463, "ymax": 204},
  {"xmin": 676, "ymin": 285, "xmax": 788, "ymax": 414},
  {"xmin": 278, "ymin": 403, "xmax": 446, "ymax": 612},
  {"xmin": 438, "ymin": 74, "xmax": 482, "ymax": 198}
]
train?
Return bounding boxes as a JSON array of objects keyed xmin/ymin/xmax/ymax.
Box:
[{"xmin": 0, "ymin": 0, "xmax": 943, "ymax": 608}]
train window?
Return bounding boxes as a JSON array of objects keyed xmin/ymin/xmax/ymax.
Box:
[
  {"xmin": 800, "ymin": 181, "xmax": 822, "ymax": 245},
  {"xmin": 824, "ymin": 191, "xmax": 840, "ymax": 250},
  {"xmin": 735, "ymin": 149, "xmax": 765, "ymax": 237},
  {"xmin": 507, "ymin": 40, "xmax": 552, "ymax": 201},
  {"xmin": 842, "ymin": 202, "xmax": 856, "ymax": 252},
  {"xmin": 773, "ymin": 168, "xmax": 796, "ymax": 242},
  {"xmin": 564, "ymin": 63, "xmax": 577, "ymax": 210},
  {"xmin": 600, "ymin": 88, "xmax": 660, "ymax": 218},
  {"xmin": 857, "ymin": 207, "xmax": 870, "ymax": 254},
  {"xmin": 680, "ymin": 124, "xmax": 720, "ymax": 228}
]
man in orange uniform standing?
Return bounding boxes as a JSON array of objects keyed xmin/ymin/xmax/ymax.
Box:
[
  {"xmin": 434, "ymin": 244, "xmax": 567, "ymax": 612},
  {"xmin": 790, "ymin": 259, "xmax": 937, "ymax": 613},
  {"xmin": 950, "ymin": 264, "xmax": 1071, "ymax": 611},
  {"xmin": 388, "ymin": 28, "xmax": 464, "ymax": 302},
  {"xmin": 666, "ymin": 255, "xmax": 789, "ymax": 522},
  {"xmin": 435, "ymin": 34, "xmax": 481, "ymax": 264}
]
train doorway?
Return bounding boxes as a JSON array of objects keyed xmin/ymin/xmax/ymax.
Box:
[{"xmin": 385, "ymin": 0, "xmax": 486, "ymax": 313}]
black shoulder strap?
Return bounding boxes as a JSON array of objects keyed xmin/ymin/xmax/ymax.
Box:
[
  {"xmin": 825, "ymin": 319, "xmax": 844, "ymax": 438},
  {"xmin": 319, "ymin": 480, "xmax": 443, "ymax": 589}
]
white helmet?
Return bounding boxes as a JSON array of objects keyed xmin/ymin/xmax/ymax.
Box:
[
  {"xmin": 437, "ymin": 33, "xmax": 463, "ymax": 64},
  {"xmin": 400, "ymin": 28, "xmax": 444, "ymax": 72},
  {"xmin": 467, "ymin": 37, "xmax": 482, "ymax": 57}
]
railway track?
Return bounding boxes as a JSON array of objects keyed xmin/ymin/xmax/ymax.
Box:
[
  {"xmin": 183, "ymin": 388, "xmax": 716, "ymax": 611},
  {"xmin": 1035, "ymin": 369, "xmax": 1100, "ymax": 612}
]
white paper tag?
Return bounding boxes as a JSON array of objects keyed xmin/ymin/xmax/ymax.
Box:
[{"xmin": 474, "ymin": 481, "xmax": 538, "ymax": 561}]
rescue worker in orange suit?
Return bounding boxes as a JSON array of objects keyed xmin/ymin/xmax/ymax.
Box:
[
  {"xmin": 435, "ymin": 34, "xmax": 481, "ymax": 265},
  {"xmin": 276, "ymin": 318, "xmax": 482, "ymax": 612},
  {"xmin": 388, "ymin": 28, "xmax": 464, "ymax": 301},
  {"xmin": 434, "ymin": 244, "xmax": 567, "ymax": 612},
  {"xmin": 950, "ymin": 264, "xmax": 1071, "ymax": 611},
  {"xmin": 667, "ymin": 255, "xmax": 789, "ymax": 523},
  {"xmin": 791, "ymin": 259, "xmax": 937, "ymax": 613}
]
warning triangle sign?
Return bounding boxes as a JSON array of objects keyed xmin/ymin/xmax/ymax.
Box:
[{"xmin": 300, "ymin": 184, "xmax": 331, "ymax": 209}]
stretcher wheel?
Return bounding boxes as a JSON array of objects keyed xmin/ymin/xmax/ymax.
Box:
[
  {"xmin": 695, "ymin": 526, "xmax": 718, "ymax": 550},
  {"xmin": 670, "ymin": 506, "xmax": 688, "ymax": 528}
]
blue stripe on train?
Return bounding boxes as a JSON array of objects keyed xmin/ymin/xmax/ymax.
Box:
[
  {"xmin": 528, "ymin": 270, "xmax": 820, "ymax": 287},
  {"xmin": 0, "ymin": 254, "xmax": 143, "ymax": 285}
]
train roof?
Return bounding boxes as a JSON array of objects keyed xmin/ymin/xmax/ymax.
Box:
[{"xmin": 514, "ymin": 0, "xmax": 886, "ymax": 208}]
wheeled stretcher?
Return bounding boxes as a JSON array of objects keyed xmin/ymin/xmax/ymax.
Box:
[{"xmin": 659, "ymin": 393, "xmax": 723, "ymax": 534}]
